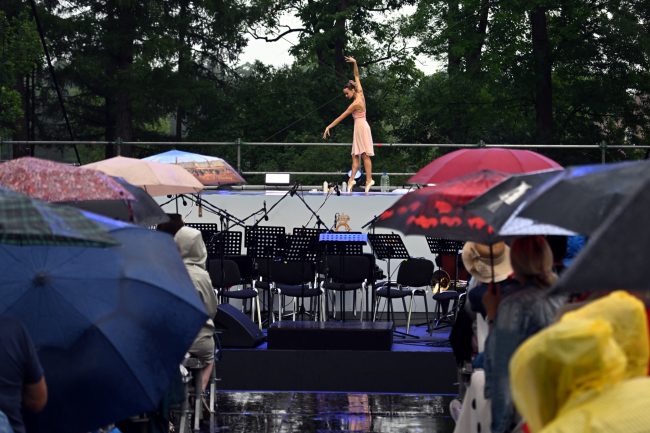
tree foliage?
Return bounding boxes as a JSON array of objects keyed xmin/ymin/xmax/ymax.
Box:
[{"xmin": 1, "ymin": 0, "xmax": 648, "ymax": 173}]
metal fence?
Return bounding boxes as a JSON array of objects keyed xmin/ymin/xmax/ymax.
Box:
[{"xmin": 3, "ymin": 140, "xmax": 649, "ymax": 179}]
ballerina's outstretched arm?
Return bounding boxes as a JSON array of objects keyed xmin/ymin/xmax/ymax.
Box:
[{"xmin": 345, "ymin": 56, "xmax": 363, "ymax": 94}]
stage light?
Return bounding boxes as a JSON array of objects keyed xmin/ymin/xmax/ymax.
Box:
[{"xmin": 265, "ymin": 173, "xmax": 291, "ymax": 185}]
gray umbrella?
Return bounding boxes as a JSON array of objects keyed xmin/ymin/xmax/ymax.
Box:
[
  {"xmin": 62, "ymin": 177, "xmax": 169, "ymax": 227},
  {"xmin": 554, "ymin": 178, "xmax": 650, "ymax": 293}
]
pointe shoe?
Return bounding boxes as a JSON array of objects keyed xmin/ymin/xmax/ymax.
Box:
[
  {"xmin": 365, "ymin": 179, "xmax": 375, "ymax": 194},
  {"xmin": 347, "ymin": 179, "xmax": 355, "ymax": 193}
]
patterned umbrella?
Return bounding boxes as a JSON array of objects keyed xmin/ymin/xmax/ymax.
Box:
[
  {"xmin": 143, "ymin": 149, "xmax": 246, "ymax": 186},
  {"xmin": 376, "ymin": 170, "xmax": 509, "ymax": 244},
  {"xmin": 0, "ymin": 157, "xmax": 134, "ymax": 202},
  {"xmin": 409, "ymin": 148, "xmax": 562, "ymax": 184},
  {"xmin": 0, "ymin": 187, "xmax": 115, "ymax": 246}
]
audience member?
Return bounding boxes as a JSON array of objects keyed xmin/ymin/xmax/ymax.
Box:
[
  {"xmin": 510, "ymin": 291, "xmax": 650, "ymax": 433},
  {"xmin": 449, "ymin": 242, "xmax": 514, "ymax": 433},
  {"xmin": 173, "ymin": 226, "xmax": 219, "ymax": 391},
  {"xmin": 482, "ymin": 236, "xmax": 565, "ymax": 433},
  {"xmin": 0, "ymin": 317, "xmax": 48, "ymax": 433}
]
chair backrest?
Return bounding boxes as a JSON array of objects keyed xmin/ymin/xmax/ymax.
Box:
[
  {"xmin": 326, "ymin": 255, "xmax": 372, "ymax": 283},
  {"xmin": 397, "ymin": 257, "xmax": 434, "ymax": 288},
  {"xmin": 208, "ymin": 259, "xmax": 241, "ymax": 288},
  {"xmin": 270, "ymin": 260, "xmax": 315, "ymax": 286}
]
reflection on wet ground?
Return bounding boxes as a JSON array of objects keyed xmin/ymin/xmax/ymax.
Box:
[{"xmin": 215, "ymin": 391, "xmax": 455, "ymax": 433}]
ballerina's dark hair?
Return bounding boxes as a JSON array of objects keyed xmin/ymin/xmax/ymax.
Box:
[{"xmin": 343, "ymin": 80, "xmax": 357, "ymax": 92}]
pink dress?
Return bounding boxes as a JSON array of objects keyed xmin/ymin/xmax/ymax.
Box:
[{"xmin": 351, "ymin": 109, "xmax": 374, "ymax": 156}]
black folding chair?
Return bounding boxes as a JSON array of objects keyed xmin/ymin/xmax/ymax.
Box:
[{"xmin": 208, "ymin": 259, "xmax": 262, "ymax": 328}]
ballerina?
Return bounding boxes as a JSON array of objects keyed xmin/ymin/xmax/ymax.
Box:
[{"xmin": 323, "ymin": 56, "xmax": 375, "ymax": 193}]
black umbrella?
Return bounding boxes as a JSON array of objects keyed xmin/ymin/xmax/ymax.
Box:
[
  {"xmin": 62, "ymin": 177, "xmax": 169, "ymax": 227},
  {"xmin": 554, "ymin": 178, "xmax": 650, "ymax": 293},
  {"xmin": 514, "ymin": 160, "xmax": 650, "ymax": 235},
  {"xmin": 464, "ymin": 169, "xmax": 563, "ymax": 232}
]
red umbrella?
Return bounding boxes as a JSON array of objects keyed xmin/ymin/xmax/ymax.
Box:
[
  {"xmin": 0, "ymin": 157, "xmax": 134, "ymax": 202},
  {"xmin": 409, "ymin": 148, "xmax": 561, "ymax": 185},
  {"xmin": 376, "ymin": 170, "xmax": 509, "ymax": 244}
]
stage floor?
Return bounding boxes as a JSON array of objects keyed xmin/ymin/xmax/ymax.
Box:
[{"xmin": 215, "ymin": 324, "xmax": 457, "ymax": 395}]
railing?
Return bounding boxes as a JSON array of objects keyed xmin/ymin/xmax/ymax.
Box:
[{"xmin": 3, "ymin": 140, "xmax": 649, "ymax": 179}]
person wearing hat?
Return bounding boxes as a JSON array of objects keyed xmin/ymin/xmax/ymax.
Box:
[
  {"xmin": 448, "ymin": 242, "xmax": 515, "ymax": 432},
  {"xmin": 462, "ymin": 241, "xmax": 515, "ymax": 321},
  {"xmin": 482, "ymin": 236, "xmax": 566, "ymax": 433}
]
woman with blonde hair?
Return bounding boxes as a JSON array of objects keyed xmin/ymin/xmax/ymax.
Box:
[{"xmin": 482, "ymin": 235, "xmax": 565, "ymax": 433}]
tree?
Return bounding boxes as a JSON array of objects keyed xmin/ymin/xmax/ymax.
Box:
[{"xmin": 0, "ymin": 5, "xmax": 40, "ymax": 150}]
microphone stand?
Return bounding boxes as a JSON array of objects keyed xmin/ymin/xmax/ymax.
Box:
[
  {"xmin": 181, "ymin": 194, "xmax": 246, "ymax": 230},
  {"xmin": 361, "ymin": 214, "xmax": 381, "ymax": 233},
  {"xmin": 291, "ymin": 185, "xmax": 328, "ymax": 230}
]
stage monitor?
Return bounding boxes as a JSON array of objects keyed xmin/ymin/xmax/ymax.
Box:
[{"xmin": 265, "ymin": 173, "xmax": 290, "ymax": 185}]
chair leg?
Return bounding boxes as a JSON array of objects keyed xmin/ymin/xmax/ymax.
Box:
[
  {"xmin": 373, "ymin": 297, "xmax": 380, "ymax": 322},
  {"xmin": 256, "ymin": 296, "xmax": 262, "ymax": 330},
  {"xmin": 359, "ymin": 287, "xmax": 365, "ymax": 322},
  {"xmin": 423, "ymin": 293, "xmax": 431, "ymax": 333},
  {"xmin": 353, "ymin": 291, "xmax": 357, "ymax": 317},
  {"xmin": 406, "ymin": 294, "xmax": 414, "ymax": 334}
]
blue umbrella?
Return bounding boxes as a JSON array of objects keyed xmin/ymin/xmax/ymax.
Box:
[{"xmin": 0, "ymin": 213, "xmax": 208, "ymax": 433}]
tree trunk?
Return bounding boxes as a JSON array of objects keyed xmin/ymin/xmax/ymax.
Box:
[
  {"xmin": 333, "ymin": 0, "xmax": 348, "ymax": 78},
  {"xmin": 12, "ymin": 74, "xmax": 31, "ymax": 157},
  {"xmin": 530, "ymin": 6, "xmax": 553, "ymax": 144},
  {"xmin": 466, "ymin": 0, "xmax": 490, "ymax": 76},
  {"xmin": 176, "ymin": 0, "xmax": 189, "ymax": 141},
  {"xmin": 445, "ymin": 0, "xmax": 463, "ymax": 141},
  {"xmin": 104, "ymin": 0, "xmax": 136, "ymax": 157},
  {"xmin": 446, "ymin": 0, "xmax": 462, "ymax": 77}
]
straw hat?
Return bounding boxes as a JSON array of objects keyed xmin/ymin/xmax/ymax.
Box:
[{"xmin": 461, "ymin": 241, "xmax": 513, "ymax": 283}]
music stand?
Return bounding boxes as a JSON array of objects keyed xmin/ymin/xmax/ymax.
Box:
[
  {"xmin": 275, "ymin": 233, "xmax": 323, "ymax": 320},
  {"xmin": 245, "ymin": 225, "xmax": 286, "ymax": 325},
  {"xmin": 425, "ymin": 236, "xmax": 465, "ymax": 289},
  {"xmin": 368, "ymin": 233, "xmax": 412, "ymax": 335}
]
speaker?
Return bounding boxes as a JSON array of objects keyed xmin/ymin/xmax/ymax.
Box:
[
  {"xmin": 214, "ymin": 303, "xmax": 266, "ymax": 348},
  {"xmin": 267, "ymin": 321, "xmax": 393, "ymax": 350}
]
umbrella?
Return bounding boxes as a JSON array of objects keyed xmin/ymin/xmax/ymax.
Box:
[
  {"xmin": 409, "ymin": 148, "xmax": 562, "ymax": 185},
  {"xmin": 0, "ymin": 187, "xmax": 115, "ymax": 246},
  {"xmin": 464, "ymin": 168, "xmax": 576, "ymax": 237},
  {"xmin": 0, "ymin": 213, "xmax": 208, "ymax": 433},
  {"xmin": 506, "ymin": 160, "xmax": 650, "ymax": 235},
  {"xmin": 61, "ymin": 177, "xmax": 170, "ymax": 227},
  {"xmin": 143, "ymin": 149, "xmax": 246, "ymax": 186},
  {"xmin": 376, "ymin": 170, "xmax": 509, "ymax": 244},
  {"xmin": 553, "ymin": 178, "xmax": 650, "ymax": 293},
  {"xmin": 0, "ymin": 157, "xmax": 134, "ymax": 202},
  {"xmin": 83, "ymin": 156, "xmax": 204, "ymax": 196}
]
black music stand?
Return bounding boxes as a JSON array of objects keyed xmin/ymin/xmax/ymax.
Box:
[
  {"xmin": 245, "ymin": 225, "xmax": 286, "ymax": 326},
  {"xmin": 275, "ymin": 233, "xmax": 323, "ymax": 320},
  {"xmin": 319, "ymin": 233, "xmax": 368, "ymax": 321},
  {"xmin": 368, "ymin": 233, "xmax": 412, "ymax": 335},
  {"xmin": 425, "ymin": 236, "xmax": 465, "ymax": 289}
]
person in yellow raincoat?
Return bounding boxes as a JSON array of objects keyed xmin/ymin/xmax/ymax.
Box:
[{"xmin": 510, "ymin": 291, "xmax": 650, "ymax": 433}]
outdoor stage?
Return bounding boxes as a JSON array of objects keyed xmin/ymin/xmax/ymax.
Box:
[
  {"xmin": 215, "ymin": 322, "xmax": 457, "ymax": 395},
  {"xmin": 161, "ymin": 189, "xmax": 459, "ymax": 395}
]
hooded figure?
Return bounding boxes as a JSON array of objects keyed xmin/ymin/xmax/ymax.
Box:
[
  {"xmin": 174, "ymin": 226, "xmax": 218, "ymax": 390},
  {"xmin": 510, "ymin": 291, "xmax": 650, "ymax": 433}
]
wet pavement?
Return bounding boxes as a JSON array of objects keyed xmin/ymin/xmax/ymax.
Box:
[{"xmin": 214, "ymin": 391, "xmax": 455, "ymax": 433}]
